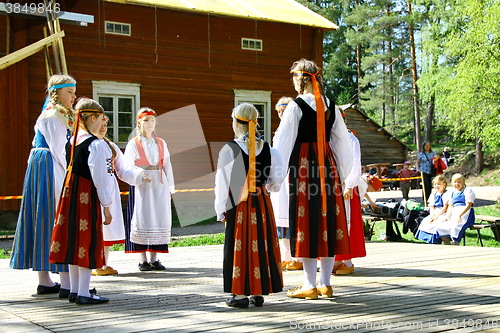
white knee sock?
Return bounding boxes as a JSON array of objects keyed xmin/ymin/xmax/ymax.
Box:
[
  {"xmin": 149, "ymin": 252, "xmax": 158, "ymax": 263},
  {"xmin": 301, "ymin": 258, "xmax": 318, "ymax": 290},
  {"xmin": 78, "ymin": 266, "xmax": 92, "ymax": 297},
  {"xmin": 279, "ymin": 238, "xmax": 292, "ymax": 262},
  {"xmin": 318, "ymin": 257, "xmax": 334, "ymax": 287},
  {"xmin": 68, "ymin": 265, "xmax": 79, "ymax": 293},
  {"xmin": 139, "ymin": 252, "xmax": 147, "ymax": 263},
  {"xmin": 37, "ymin": 271, "xmax": 55, "ymax": 286},
  {"xmin": 59, "ymin": 272, "xmax": 70, "ymax": 290},
  {"xmin": 344, "ymin": 259, "xmax": 353, "ymax": 267}
]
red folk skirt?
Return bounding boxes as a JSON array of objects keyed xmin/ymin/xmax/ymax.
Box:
[
  {"xmin": 336, "ymin": 187, "xmax": 366, "ymax": 260},
  {"xmin": 289, "ymin": 143, "xmax": 350, "ymax": 258},
  {"xmin": 49, "ymin": 174, "xmax": 105, "ymax": 269},
  {"xmin": 223, "ymin": 186, "xmax": 283, "ymax": 296}
]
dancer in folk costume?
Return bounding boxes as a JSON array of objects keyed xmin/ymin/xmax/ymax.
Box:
[
  {"xmin": 91, "ymin": 116, "xmax": 151, "ymax": 276},
  {"xmin": 416, "ymin": 175, "xmax": 451, "ymax": 244},
  {"xmin": 435, "ymin": 173, "xmax": 476, "ymax": 245},
  {"xmin": 273, "ymin": 58, "xmax": 353, "ymax": 300},
  {"xmin": 10, "ymin": 74, "xmax": 76, "ymax": 296},
  {"xmin": 333, "ymin": 128, "xmax": 366, "ymax": 275},
  {"xmin": 124, "ymin": 107, "xmax": 175, "ymax": 271},
  {"xmin": 270, "ymin": 96, "xmax": 303, "ymax": 271},
  {"xmin": 49, "ymin": 98, "xmax": 111, "ymax": 304},
  {"xmin": 215, "ymin": 103, "xmax": 285, "ymax": 308}
]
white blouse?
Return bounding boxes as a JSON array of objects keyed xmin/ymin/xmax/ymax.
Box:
[
  {"xmin": 214, "ymin": 139, "xmax": 286, "ymax": 221},
  {"xmin": 344, "ymin": 131, "xmax": 362, "ymax": 189},
  {"xmin": 427, "ymin": 189, "xmax": 452, "ymax": 207},
  {"xmin": 125, "ymin": 136, "xmax": 176, "ymax": 194},
  {"xmin": 34, "ymin": 114, "xmax": 67, "ymax": 171},
  {"xmin": 272, "ymin": 93, "xmax": 353, "ymax": 183},
  {"xmin": 109, "ymin": 141, "xmax": 143, "ymax": 186}
]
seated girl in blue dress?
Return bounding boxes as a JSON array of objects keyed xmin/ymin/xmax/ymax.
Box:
[
  {"xmin": 435, "ymin": 173, "xmax": 475, "ymax": 245},
  {"xmin": 415, "ymin": 175, "xmax": 451, "ymax": 244}
]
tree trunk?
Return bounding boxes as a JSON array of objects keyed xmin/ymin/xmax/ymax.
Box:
[
  {"xmin": 356, "ymin": 0, "xmax": 362, "ymax": 109},
  {"xmin": 475, "ymin": 137, "xmax": 483, "ymax": 176},
  {"xmin": 424, "ymin": 93, "xmax": 435, "ymax": 143},
  {"xmin": 407, "ymin": 0, "xmax": 422, "ymax": 151},
  {"xmin": 356, "ymin": 45, "xmax": 362, "ymax": 108},
  {"xmin": 387, "ymin": 5, "xmax": 396, "ymax": 134}
]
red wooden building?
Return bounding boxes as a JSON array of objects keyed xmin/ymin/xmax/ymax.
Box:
[{"xmin": 0, "ymin": 0, "xmax": 337, "ymax": 214}]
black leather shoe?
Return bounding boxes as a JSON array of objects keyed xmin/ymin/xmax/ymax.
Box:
[
  {"xmin": 249, "ymin": 295, "xmax": 264, "ymax": 307},
  {"xmin": 59, "ymin": 288, "xmax": 70, "ymax": 298},
  {"xmin": 37, "ymin": 283, "xmax": 60, "ymax": 295},
  {"xmin": 150, "ymin": 260, "xmax": 166, "ymax": 271},
  {"xmin": 75, "ymin": 295, "xmax": 109, "ymax": 305},
  {"xmin": 61, "ymin": 288, "xmax": 97, "ymax": 299},
  {"xmin": 68, "ymin": 293, "xmax": 78, "ymax": 303},
  {"xmin": 138, "ymin": 261, "xmax": 153, "ymax": 271},
  {"xmin": 226, "ymin": 295, "xmax": 249, "ymax": 308}
]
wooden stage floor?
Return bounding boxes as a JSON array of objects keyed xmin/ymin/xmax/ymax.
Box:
[{"xmin": 1, "ymin": 242, "xmax": 500, "ymax": 332}]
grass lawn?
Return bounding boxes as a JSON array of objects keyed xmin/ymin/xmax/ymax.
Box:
[{"xmin": 1, "ymin": 205, "xmax": 498, "ymax": 260}]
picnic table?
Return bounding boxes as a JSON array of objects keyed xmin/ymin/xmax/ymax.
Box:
[{"xmin": 366, "ymin": 163, "xmax": 390, "ymax": 177}]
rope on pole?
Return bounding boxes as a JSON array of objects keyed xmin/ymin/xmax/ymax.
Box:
[{"xmin": 1, "ymin": 188, "xmax": 216, "ymax": 200}]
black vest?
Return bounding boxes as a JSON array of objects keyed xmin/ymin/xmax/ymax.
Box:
[{"xmin": 65, "ymin": 136, "xmax": 98, "ymax": 180}]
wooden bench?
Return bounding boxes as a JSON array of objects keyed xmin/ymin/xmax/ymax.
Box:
[
  {"xmin": 464, "ymin": 215, "xmax": 500, "ymax": 247},
  {"xmin": 362, "ymin": 215, "xmax": 402, "ymax": 241}
]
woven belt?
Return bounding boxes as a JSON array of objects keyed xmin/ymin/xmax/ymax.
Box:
[{"xmin": 139, "ymin": 165, "xmax": 160, "ymax": 170}]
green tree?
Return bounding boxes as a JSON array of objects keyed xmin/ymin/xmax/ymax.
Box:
[{"xmin": 419, "ymin": 0, "xmax": 500, "ymax": 172}]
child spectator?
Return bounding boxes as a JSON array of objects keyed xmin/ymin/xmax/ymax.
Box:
[
  {"xmin": 397, "ymin": 161, "xmax": 416, "ymax": 200},
  {"xmin": 415, "ymin": 175, "xmax": 451, "ymax": 244},
  {"xmin": 442, "ymin": 147, "xmax": 453, "ymax": 166},
  {"xmin": 435, "ymin": 173, "xmax": 475, "ymax": 245}
]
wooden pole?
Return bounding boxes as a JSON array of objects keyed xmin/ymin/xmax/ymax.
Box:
[
  {"xmin": 0, "ymin": 31, "xmax": 65, "ymax": 70},
  {"xmin": 54, "ymin": 15, "xmax": 67, "ymax": 74},
  {"xmin": 420, "ymin": 171, "xmax": 427, "ymax": 206},
  {"xmin": 42, "ymin": 27, "xmax": 52, "ymax": 81},
  {"xmin": 44, "ymin": 0, "xmax": 61, "ymax": 74},
  {"xmin": 6, "ymin": 15, "xmax": 10, "ymax": 55}
]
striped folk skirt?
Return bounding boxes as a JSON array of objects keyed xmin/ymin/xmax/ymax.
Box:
[
  {"xmin": 223, "ymin": 186, "xmax": 283, "ymax": 296},
  {"xmin": 288, "ymin": 142, "xmax": 350, "ymax": 258},
  {"xmin": 49, "ymin": 174, "xmax": 105, "ymax": 269},
  {"xmin": 10, "ymin": 148, "xmax": 67, "ymax": 272}
]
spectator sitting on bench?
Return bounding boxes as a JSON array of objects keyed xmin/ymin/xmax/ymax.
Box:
[
  {"xmin": 435, "ymin": 173, "xmax": 476, "ymax": 245},
  {"xmin": 415, "ymin": 175, "xmax": 451, "ymax": 244}
]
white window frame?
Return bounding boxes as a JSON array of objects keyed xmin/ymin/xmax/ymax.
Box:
[
  {"xmin": 105, "ymin": 20, "xmax": 131, "ymax": 36},
  {"xmin": 92, "ymin": 81, "xmax": 140, "ymax": 147},
  {"xmin": 241, "ymin": 38, "xmax": 263, "ymax": 51},
  {"xmin": 233, "ymin": 89, "xmax": 272, "ymax": 141}
]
